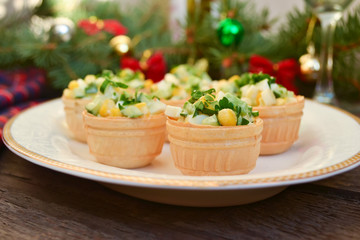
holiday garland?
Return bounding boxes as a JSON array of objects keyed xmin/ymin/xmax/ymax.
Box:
[{"xmin": 0, "ymin": 0, "xmax": 360, "ymax": 102}]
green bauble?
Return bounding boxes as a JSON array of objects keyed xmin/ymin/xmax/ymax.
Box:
[{"xmin": 217, "ymin": 18, "xmax": 244, "ymax": 47}]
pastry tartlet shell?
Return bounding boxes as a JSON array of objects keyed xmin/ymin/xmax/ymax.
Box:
[
  {"xmin": 83, "ymin": 111, "xmax": 166, "ymax": 168},
  {"xmin": 166, "ymin": 118, "xmax": 263, "ymax": 176}
]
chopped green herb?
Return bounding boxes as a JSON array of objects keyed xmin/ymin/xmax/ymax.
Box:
[
  {"xmin": 99, "ymin": 78, "xmax": 128, "ymax": 94},
  {"xmin": 100, "ymin": 79, "xmax": 111, "ymax": 93},
  {"xmin": 218, "ymin": 97, "xmax": 234, "ymax": 110}
]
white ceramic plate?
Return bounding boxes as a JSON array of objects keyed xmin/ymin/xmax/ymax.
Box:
[{"xmin": 3, "ymin": 99, "xmax": 360, "ymax": 207}]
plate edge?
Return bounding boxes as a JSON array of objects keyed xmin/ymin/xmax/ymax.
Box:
[{"xmin": 2, "ymin": 99, "xmax": 360, "ymax": 189}]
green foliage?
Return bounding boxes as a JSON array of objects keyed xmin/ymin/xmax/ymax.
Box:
[{"xmin": 1, "ymin": 0, "xmax": 360, "ymax": 102}]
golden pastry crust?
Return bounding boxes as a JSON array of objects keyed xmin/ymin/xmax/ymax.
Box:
[
  {"xmin": 254, "ymin": 95, "xmax": 305, "ymax": 155},
  {"xmin": 83, "ymin": 111, "xmax": 166, "ymax": 168},
  {"xmin": 166, "ymin": 118, "xmax": 263, "ymax": 176}
]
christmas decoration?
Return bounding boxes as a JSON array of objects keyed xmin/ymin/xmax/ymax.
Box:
[
  {"xmin": 144, "ymin": 52, "xmax": 167, "ymax": 82},
  {"xmin": 120, "ymin": 57, "xmax": 141, "ymax": 72},
  {"xmin": 298, "ymin": 15, "xmax": 320, "ymax": 82},
  {"xmin": 249, "ymin": 55, "xmax": 300, "ymax": 94},
  {"xmin": 49, "ymin": 17, "xmax": 75, "ymax": 42},
  {"xmin": 217, "ymin": 18, "xmax": 244, "ymax": 47},
  {"xmin": 0, "ymin": 0, "xmax": 359, "ymax": 105},
  {"xmin": 120, "ymin": 52, "xmax": 167, "ymax": 83},
  {"xmin": 77, "ymin": 17, "xmax": 127, "ymax": 36},
  {"xmin": 299, "ymin": 46, "xmax": 320, "ymax": 82},
  {"xmin": 110, "ymin": 35, "xmax": 132, "ymax": 56}
]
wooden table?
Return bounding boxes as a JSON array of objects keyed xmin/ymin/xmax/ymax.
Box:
[{"xmin": 1, "ymin": 146, "xmax": 360, "ymax": 239}]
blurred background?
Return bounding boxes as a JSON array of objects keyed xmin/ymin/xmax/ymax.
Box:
[{"xmin": 1, "ymin": 0, "xmax": 360, "ymax": 112}]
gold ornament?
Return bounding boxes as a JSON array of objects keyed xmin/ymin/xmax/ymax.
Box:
[
  {"xmin": 299, "ymin": 15, "xmax": 320, "ymax": 82},
  {"xmin": 110, "ymin": 35, "xmax": 132, "ymax": 55},
  {"xmin": 299, "ymin": 43, "xmax": 320, "ymax": 82}
]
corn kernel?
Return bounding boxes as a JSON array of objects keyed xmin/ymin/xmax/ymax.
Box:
[
  {"xmin": 134, "ymin": 102, "xmax": 149, "ymax": 115},
  {"xmin": 138, "ymin": 72, "xmax": 145, "ymax": 80},
  {"xmin": 218, "ymin": 109, "xmax": 237, "ymax": 126},
  {"xmin": 135, "ymin": 102, "xmax": 146, "ymax": 108},
  {"xmin": 99, "ymin": 99, "xmax": 115, "ymax": 117},
  {"xmin": 99, "ymin": 106, "xmax": 108, "ymax": 117},
  {"xmin": 172, "ymin": 87, "xmax": 182, "ymax": 96},
  {"xmin": 110, "ymin": 107, "xmax": 121, "ymax": 116},
  {"xmin": 68, "ymin": 80, "xmax": 79, "ymax": 90},
  {"xmin": 144, "ymin": 80, "xmax": 153, "ymax": 89}
]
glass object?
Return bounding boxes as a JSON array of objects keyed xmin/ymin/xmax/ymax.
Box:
[{"xmin": 305, "ymin": 0, "xmax": 353, "ymax": 104}]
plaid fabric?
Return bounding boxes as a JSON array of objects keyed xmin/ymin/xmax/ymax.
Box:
[{"xmin": 0, "ymin": 68, "xmax": 46, "ymax": 146}]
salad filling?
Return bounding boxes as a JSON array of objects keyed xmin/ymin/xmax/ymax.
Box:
[
  {"xmin": 235, "ymin": 73, "xmax": 297, "ymax": 106},
  {"xmin": 151, "ymin": 59, "xmax": 212, "ymax": 101},
  {"xmin": 86, "ymin": 77, "xmax": 166, "ymax": 118},
  {"xmin": 165, "ymin": 89, "xmax": 259, "ymax": 126}
]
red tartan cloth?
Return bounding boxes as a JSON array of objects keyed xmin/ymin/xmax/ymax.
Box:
[{"xmin": 0, "ymin": 68, "xmax": 46, "ymax": 146}]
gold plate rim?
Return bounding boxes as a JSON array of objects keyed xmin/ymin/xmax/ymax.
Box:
[{"xmin": 3, "ymin": 98, "xmax": 360, "ymax": 188}]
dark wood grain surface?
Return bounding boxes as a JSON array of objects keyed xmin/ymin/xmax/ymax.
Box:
[{"xmin": 1, "ymin": 147, "xmax": 360, "ymax": 240}]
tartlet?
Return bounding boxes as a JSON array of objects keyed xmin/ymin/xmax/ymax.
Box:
[
  {"xmin": 83, "ymin": 81, "xmax": 166, "ymax": 168},
  {"xmin": 165, "ymin": 89, "xmax": 263, "ymax": 176},
  {"xmin": 254, "ymin": 95, "xmax": 304, "ymax": 155},
  {"xmin": 62, "ymin": 97, "xmax": 92, "ymax": 142},
  {"xmin": 83, "ymin": 111, "xmax": 166, "ymax": 168},
  {"xmin": 152, "ymin": 61, "xmax": 212, "ymax": 141},
  {"xmin": 62, "ymin": 75, "xmax": 99, "ymax": 142},
  {"xmin": 235, "ymin": 73, "xmax": 305, "ymax": 155},
  {"xmin": 62, "ymin": 69, "xmax": 150, "ymax": 142}
]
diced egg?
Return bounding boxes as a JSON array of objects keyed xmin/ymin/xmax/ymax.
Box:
[
  {"xmin": 245, "ymin": 85, "xmax": 259, "ymax": 105},
  {"xmin": 84, "ymin": 75, "xmax": 96, "ymax": 84},
  {"xmin": 165, "ymin": 105, "xmax": 182, "ymax": 119},
  {"xmin": 216, "ymin": 91, "xmax": 226, "ymax": 101},
  {"xmin": 186, "ymin": 114, "xmax": 208, "ymax": 125},
  {"xmin": 148, "ymin": 100, "xmax": 166, "ymax": 114},
  {"xmin": 240, "ymin": 85, "xmax": 250, "ymax": 97},
  {"xmin": 95, "ymin": 77, "xmax": 105, "ymax": 86},
  {"xmin": 260, "ymin": 89, "xmax": 276, "ymax": 106},
  {"xmin": 241, "ymin": 97, "xmax": 252, "ymax": 106},
  {"xmin": 164, "ymin": 73, "xmax": 180, "ymax": 85},
  {"xmin": 256, "ymin": 79, "xmax": 270, "ymax": 91},
  {"xmin": 77, "ymin": 79, "xmax": 87, "ymax": 89}
]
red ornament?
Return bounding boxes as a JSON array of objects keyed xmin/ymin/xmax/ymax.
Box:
[
  {"xmin": 145, "ymin": 52, "xmax": 167, "ymax": 83},
  {"xmin": 249, "ymin": 55, "xmax": 300, "ymax": 94},
  {"xmin": 120, "ymin": 57, "xmax": 141, "ymax": 72},
  {"xmin": 103, "ymin": 19, "xmax": 127, "ymax": 36},
  {"xmin": 78, "ymin": 18, "xmax": 127, "ymax": 36},
  {"xmin": 120, "ymin": 52, "xmax": 167, "ymax": 83},
  {"xmin": 78, "ymin": 19, "xmax": 100, "ymax": 35}
]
